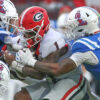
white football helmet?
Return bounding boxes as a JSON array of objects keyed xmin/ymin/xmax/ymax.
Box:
[
  {"xmin": 65, "ymin": 6, "xmax": 100, "ymax": 40},
  {"xmin": 0, "ymin": 0, "xmax": 18, "ymax": 34},
  {"xmin": 57, "ymin": 13, "xmax": 69, "ymax": 38},
  {"xmin": 57, "ymin": 13, "xmax": 68, "ymax": 28},
  {"xmin": 0, "ymin": 60, "xmax": 10, "ymax": 96}
]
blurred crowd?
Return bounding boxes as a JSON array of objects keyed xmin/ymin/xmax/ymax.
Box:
[{"xmin": 11, "ymin": 0, "xmax": 100, "ymax": 21}]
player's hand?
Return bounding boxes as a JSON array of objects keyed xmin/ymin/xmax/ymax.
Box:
[
  {"xmin": 16, "ymin": 48, "xmax": 32, "ymax": 64},
  {"xmin": 4, "ymin": 50, "xmax": 15, "ymax": 66},
  {"xmin": 42, "ymin": 46, "xmax": 68, "ymax": 62},
  {"xmin": 16, "ymin": 48, "xmax": 37, "ymax": 67}
]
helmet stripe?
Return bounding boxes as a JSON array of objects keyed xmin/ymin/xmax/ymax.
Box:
[{"xmin": 20, "ymin": 7, "xmax": 33, "ymax": 27}]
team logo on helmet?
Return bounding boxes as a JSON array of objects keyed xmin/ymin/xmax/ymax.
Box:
[
  {"xmin": 0, "ymin": 0, "xmax": 6, "ymax": 14},
  {"xmin": 33, "ymin": 12, "xmax": 43, "ymax": 22},
  {"xmin": 75, "ymin": 11, "xmax": 87, "ymax": 26}
]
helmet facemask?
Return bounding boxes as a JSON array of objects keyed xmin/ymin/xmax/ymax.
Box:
[
  {"xmin": 8, "ymin": 17, "xmax": 19, "ymax": 35},
  {"xmin": 0, "ymin": 0, "xmax": 18, "ymax": 35},
  {"xmin": 0, "ymin": 16, "xmax": 19, "ymax": 35},
  {"xmin": 19, "ymin": 6, "xmax": 50, "ymax": 48},
  {"xmin": 20, "ymin": 20, "xmax": 44, "ymax": 48}
]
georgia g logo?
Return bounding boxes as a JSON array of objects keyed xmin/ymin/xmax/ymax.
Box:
[{"xmin": 33, "ymin": 12, "xmax": 43, "ymax": 22}]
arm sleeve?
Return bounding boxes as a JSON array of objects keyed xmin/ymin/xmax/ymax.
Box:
[
  {"xmin": 70, "ymin": 51, "xmax": 99, "ymax": 67},
  {"xmin": 70, "ymin": 39, "xmax": 99, "ymax": 67}
]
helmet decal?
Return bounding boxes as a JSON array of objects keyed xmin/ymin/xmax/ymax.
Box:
[
  {"xmin": 75, "ymin": 11, "xmax": 87, "ymax": 26},
  {"xmin": 0, "ymin": 0, "xmax": 6, "ymax": 14},
  {"xmin": 33, "ymin": 12, "xmax": 43, "ymax": 22},
  {"xmin": 0, "ymin": 64, "xmax": 3, "ymax": 71}
]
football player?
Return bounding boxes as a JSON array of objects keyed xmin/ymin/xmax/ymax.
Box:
[
  {"xmin": 0, "ymin": 0, "xmax": 27, "ymax": 98},
  {"xmin": 0, "ymin": 0, "xmax": 26, "ymax": 54},
  {"xmin": 4, "ymin": 6, "xmax": 96, "ymax": 100},
  {"xmin": 11, "ymin": 6, "xmax": 100, "ymax": 100}
]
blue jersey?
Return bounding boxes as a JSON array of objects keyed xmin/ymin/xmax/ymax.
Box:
[
  {"xmin": 72, "ymin": 33, "xmax": 100, "ymax": 80},
  {"xmin": 0, "ymin": 28, "xmax": 9, "ymax": 51}
]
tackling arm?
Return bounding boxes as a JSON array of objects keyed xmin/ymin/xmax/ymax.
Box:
[
  {"xmin": 34, "ymin": 51, "xmax": 98, "ymax": 76},
  {"xmin": 22, "ymin": 66, "xmax": 45, "ymax": 80},
  {"xmin": 41, "ymin": 46, "xmax": 68, "ymax": 62},
  {"xmin": 4, "ymin": 51, "xmax": 45, "ymax": 80},
  {"xmin": 34, "ymin": 58, "xmax": 76, "ymax": 76},
  {"xmin": 12, "ymin": 46, "xmax": 68, "ymax": 78},
  {"xmin": 12, "ymin": 47, "xmax": 75, "ymax": 76},
  {"xmin": 16, "ymin": 50, "xmax": 98, "ymax": 77},
  {"xmin": 4, "ymin": 46, "xmax": 72, "ymax": 78},
  {"xmin": 18, "ymin": 46, "xmax": 68, "ymax": 78}
]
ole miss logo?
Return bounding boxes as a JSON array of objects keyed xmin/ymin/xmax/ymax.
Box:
[
  {"xmin": 33, "ymin": 12, "xmax": 43, "ymax": 22},
  {"xmin": 0, "ymin": 64, "xmax": 3, "ymax": 71},
  {"xmin": 75, "ymin": 11, "xmax": 87, "ymax": 26},
  {"xmin": 0, "ymin": 0, "xmax": 6, "ymax": 14}
]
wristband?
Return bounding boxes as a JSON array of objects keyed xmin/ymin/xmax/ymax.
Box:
[{"xmin": 27, "ymin": 57, "xmax": 37, "ymax": 67}]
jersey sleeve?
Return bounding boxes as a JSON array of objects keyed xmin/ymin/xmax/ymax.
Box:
[
  {"xmin": 70, "ymin": 38, "xmax": 99, "ymax": 67},
  {"xmin": 0, "ymin": 34, "xmax": 8, "ymax": 43},
  {"xmin": 72, "ymin": 39, "xmax": 91, "ymax": 54},
  {"xmin": 70, "ymin": 51, "xmax": 99, "ymax": 67},
  {"xmin": 0, "ymin": 28, "xmax": 10, "ymax": 43}
]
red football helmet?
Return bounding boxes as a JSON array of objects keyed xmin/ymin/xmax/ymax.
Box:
[{"xmin": 19, "ymin": 6, "xmax": 50, "ymax": 47}]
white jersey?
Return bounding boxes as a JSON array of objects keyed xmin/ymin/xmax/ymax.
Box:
[
  {"xmin": 39, "ymin": 28, "xmax": 65, "ymax": 58},
  {"xmin": 0, "ymin": 79, "xmax": 27, "ymax": 100},
  {"xmin": 0, "ymin": 61, "xmax": 10, "ymax": 97}
]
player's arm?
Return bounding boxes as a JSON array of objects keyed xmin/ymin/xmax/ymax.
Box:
[
  {"xmin": 22, "ymin": 66, "xmax": 46, "ymax": 80},
  {"xmin": 34, "ymin": 58, "xmax": 76, "ymax": 76},
  {"xmin": 34, "ymin": 51, "xmax": 99, "ymax": 76},
  {"xmin": 16, "ymin": 48, "xmax": 98, "ymax": 76},
  {"xmin": 13, "ymin": 63, "xmax": 46, "ymax": 80},
  {"xmin": 41, "ymin": 46, "xmax": 68, "ymax": 62},
  {"xmin": 13, "ymin": 48, "xmax": 75, "ymax": 76},
  {"xmin": 12, "ymin": 63, "xmax": 46, "ymax": 80},
  {"xmin": 19, "ymin": 46, "xmax": 68, "ymax": 78},
  {"xmin": 4, "ymin": 51, "xmax": 45, "ymax": 80},
  {"xmin": 4, "ymin": 45, "xmax": 68, "ymax": 78},
  {"xmin": 19, "ymin": 39, "xmax": 99, "ymax": 75}
]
